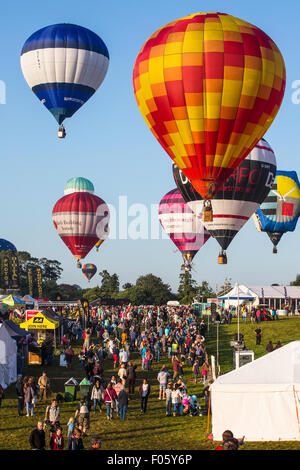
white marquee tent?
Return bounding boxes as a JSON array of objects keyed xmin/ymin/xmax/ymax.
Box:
[
  {"xmin": 210, "ymin": 341, "xmax": 300, "ymax": 441},
  {"xmin": 0, "ymin": 322, "xmax": 17, "ymax": 389}
]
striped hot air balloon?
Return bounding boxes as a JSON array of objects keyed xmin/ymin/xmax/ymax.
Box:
[
  {"xmin": 158, "ymin": 188, "xmax": 210, "ymax": 270},
  {"xmin": 82, "ymin": 263, "xmax": 97, "ymax": 282},
  {"xmin": 253, "ymin": 171, "xmax": 300, "ymax": 253},
  {"xmin": 133, "ymin": 12, "xmax": 286, "ymax": 219},
  {"xmin": 52, "ymin": 191, "xmax": 109, "ymax": 267},
  {"xmin": 21, "ymin": 23, "xmax": 109, "ymax": 137},
  {"xmin": 173, "ymin": 139, "xmax": 277, "ymax": 263}
]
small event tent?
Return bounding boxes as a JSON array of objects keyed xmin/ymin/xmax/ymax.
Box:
[
  {"xmin": 0, "ymin": 322, "xmax": 17, "ymax": 388},
  {"xmin": 217, "ymin": 284, "xmax": 255, "ymax": 309},
  {"xmin": 210, "ymin": 341, "xmax": 300, "ymax": 441},
  {"xmin": 0, "ymin": 295, "xmax": 26, "ymax": 308},
  {"xmin": 21, "ymin": 295, "xmax": 36, "ymax": 305}
]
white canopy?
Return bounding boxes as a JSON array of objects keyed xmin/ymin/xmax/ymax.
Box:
[
  {"xmin": 218, "ymin": 283, "xmax": 255, "ymax": 300},
  {"xmin": 0, "ymin": 323, "xmax": 17, "ymax": 389},
  {"xmin": 210, "ymin": 341, "xmax": 300, "ymax": 441}
]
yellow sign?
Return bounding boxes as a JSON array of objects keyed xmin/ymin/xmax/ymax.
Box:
[{"xmin": 20, "ymin": 312, "xmax": 58, "ymax": 330}]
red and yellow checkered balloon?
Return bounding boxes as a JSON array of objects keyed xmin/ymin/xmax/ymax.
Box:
[{"xmin": 133, "ymin": 12, "xmax": 286, "ymax": 200}]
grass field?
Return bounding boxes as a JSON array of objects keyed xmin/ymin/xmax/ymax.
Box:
[{"xmin": 1, "ymin": 315, "xmax": 300, "ymax": 451}]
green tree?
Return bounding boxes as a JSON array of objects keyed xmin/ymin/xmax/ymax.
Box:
[
  {"xmin": 290, "ymin": 275, "xmax": 300, "ymax": 286},
  {"xmin": 177, "ymin": 265, "xmax": 197, "ymax": 304},
  {"xmin": 122, "ymin": 282, "xmax": 133, "ymax": 290},
  {"xmin": 98, "ymin": 270, "xmax": 120, "ymax": 298},
  {"xmin": 194, "ymin": 281, "xmax": 216, "ymax": 302},
  {"xmin": 118, "ymin": 274, "xmax": 174, "ymax": 305},
  {"xmin": 82, "ymin": 286, "xmax": 102, "ymax": 303}
]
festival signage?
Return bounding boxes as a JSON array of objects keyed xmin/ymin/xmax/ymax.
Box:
[
  {"xmin": 2, "ymin": 256, "xmax": 10, "ymax": 288},
  {"xmin": 36, "ymin": 266, "xmax": 43, "ymax": 298},
  {"xmin": 27, "ymin": 266, "xmax": 34, "ymax": 297},
  {"xmin": 26, "ymin": 310, "xmax": 39, "ymax": 321},
  {"xmin": 10, "ymin": 254, "xmax": 20, "ymax": 289}
]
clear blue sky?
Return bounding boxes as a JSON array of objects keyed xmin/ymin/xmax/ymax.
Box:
[{"xmin": 0, "ymin": 0, "xmax": 299, "ymax": 292}]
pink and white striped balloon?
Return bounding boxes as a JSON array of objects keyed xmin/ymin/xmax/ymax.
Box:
[{"xmin": 158, "ymin": 188, "xmax": 210, "ymax": 268}]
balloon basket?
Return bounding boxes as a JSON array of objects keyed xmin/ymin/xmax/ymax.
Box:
[
  {"xmin": 273, "ymin": 247, "xmax": 277, "ymax": 254},
  {"xmin": 58, "ymin": 125, "xmax": 66, "ymax": 139},
  {"xmin": 203, "ymin": 200, "xmax": 213, "ymax": 222},
  {"xmin": 76, "ymin": 261, "xmax": 82, "ymax": 269},
  {"xmin": 218, "ymin": 252, "xmax": 227, "ymax": 264}
]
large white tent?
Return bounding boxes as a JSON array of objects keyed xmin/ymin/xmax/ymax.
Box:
[
  {"xmin": 0, "ymin": 323, "xmax": 17, "ymax": 389},
  {"xmin": 210, "ymin": 341, "xmax": 300, "ymax": 442}
]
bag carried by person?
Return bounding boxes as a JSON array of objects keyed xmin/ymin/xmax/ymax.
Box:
[{"xmin": 79, "ymin": 401, "xmax": 89, "ymax": 417}]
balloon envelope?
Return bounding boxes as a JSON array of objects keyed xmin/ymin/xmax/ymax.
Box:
[
  {"xmin": 52, "ymin": 192, "xmax": 109, "ymax": 262},
  {"xmin": 173, "ymin": 139, "xmax": 277, "ymax": 251},
  {"xmin": 158, "ymin": 188, "xmax": 210, "ymax": 265},
  {"xmin": 21, "ymin": 23, "xmax": 109, "ymax": 126},
  {"xmin": 82, "ymin": 263, "xmax": 97, "ymax": 281},
  {"xmin": 133, "ymin": 12, "xmax": 285, "ymax": 200},
  {"xmin": 253, "ymin": 171, "xmax": 300, "ymax": 250},
  {"xmin": 0, "ymin": 239, "xmax": 17, "ymax": 252}
]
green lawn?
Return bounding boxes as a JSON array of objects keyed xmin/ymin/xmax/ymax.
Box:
[{"xmin": 1, "ymin": 316, "xmax": 300, "ymax": 450}]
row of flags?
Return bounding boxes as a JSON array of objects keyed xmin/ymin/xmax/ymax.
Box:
[{"xmin": 1, "ymin": 255, "xmax": 43, "ymax": 297}]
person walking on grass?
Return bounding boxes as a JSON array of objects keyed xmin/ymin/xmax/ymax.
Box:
[
  {"xmin": 157, "ymin": 365, "xmax": 169, "ymax": 400},
  {"xmin": 165, "ymin": 383, "xmax": 173, "ymax": 417},
  {"xmin": 103, "ymin": 383, "xmax": 117, "ymax": 420},
  {"xmin": 74, "ymin": 397, "xmax": 90, "ymax": 436},
  {"xmin": 38, "ymin": 371, "xmax": 50, "ymax": 402},
  {"xmin": 139, "ymin": 379, "xmax": 151, "ymax": 414},
  {"xmin": 16, "ymin": 375, "xmax": 24, "ymax": 416},
  {"xmin": 118, "ymin": 387, "xmax": 129, "ymax": 420},
  {"xmin": 192, "ymin": 361, "xmax": 200, "ymax": 384},
  {"xmin": 91, "ymin": 380, "xmax": 103, "ymax": 414},
  {"xmin": 126, "ymin": 362, "xmax": 137, "ymax": 395},
  {"xmin": 24, "ymin": 382, "xmax": 35, "ymax": 417}
]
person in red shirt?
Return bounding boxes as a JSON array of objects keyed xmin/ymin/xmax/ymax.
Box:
[{"xmin": 50, "ymin": 427, "xmax": 64, "ymax": 450}]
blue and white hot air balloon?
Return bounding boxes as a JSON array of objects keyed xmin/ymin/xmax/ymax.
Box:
[{"xmin": 20, "ymin": 23, "xmax": 109, "ymax": 138}]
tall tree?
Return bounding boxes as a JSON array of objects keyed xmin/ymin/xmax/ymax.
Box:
[
  {"xmin": 194, "ymin": 281, "xmax": 216, "ymax": 302},
  {"xmin": 99, "ymin": 270, "xmax": 120, "ymax": 298},
  {"xmin": 177, "ymin": 265, "xmax": 197, "ymax": 304}
]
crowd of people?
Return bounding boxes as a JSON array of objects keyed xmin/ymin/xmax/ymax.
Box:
[
  {"xmin": 24, "ymin": 303, "xmax": 214, "ymax": 449},
  {"xmin": 213, "ymin": 304, "xmax": 282, "ymax": 324},
  {"xmin": 3, "ymin": 299, "xmax": 285, "ymax": 450}
]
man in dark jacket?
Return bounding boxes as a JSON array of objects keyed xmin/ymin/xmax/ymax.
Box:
[
  {"xmin": 126, "ymin": 362, "xmax": 137, "ymax": 395},
  {"xmin": 29, "ymin": 421, "xmax": 46, "ymax": 450},
  {"xmin": 118, "ymin": 388, "xmax": 129, "ymax": 420},
  {"xmin": 16, "ymin": 375, "xmax": 24, "ymax": 416}
]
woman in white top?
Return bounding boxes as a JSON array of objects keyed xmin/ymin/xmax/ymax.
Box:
[{"xmin": 171, "ymin": 384, "xmax": 182, "ymax": 417}]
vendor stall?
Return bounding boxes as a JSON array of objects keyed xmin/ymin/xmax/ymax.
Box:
[{"xmin": 20, "ymin": 311, "xmax": 59, "ymax": 365}]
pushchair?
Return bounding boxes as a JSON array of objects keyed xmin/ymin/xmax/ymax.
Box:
[{"xmin": 189, "ymin": 395, "xmax": 202, "ymax": 416}]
